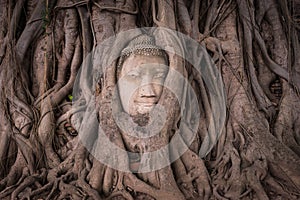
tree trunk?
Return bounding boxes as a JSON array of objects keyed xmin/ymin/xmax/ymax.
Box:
[{"xmin": 0, "ymin": 0, "xmax": 299, "ymax": 199}]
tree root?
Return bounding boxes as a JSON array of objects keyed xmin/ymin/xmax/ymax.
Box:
[
  {"xmin": 123, "ymin": 172, "xmax": 185, "ymax": 200},
  {"xmin": 0, "ymin": 166, "xmax": 29, "ymax": 198},
  {"xmin": 180, "ymin": 149, "xmax": 212, "ymax": 200},
  {"xmin": 11, "ymin": 169, "xmax": 46, "ymax": 200},
  {"xmin": 172, "ymin": 159, "xmax": 195, "ymax": 199}
]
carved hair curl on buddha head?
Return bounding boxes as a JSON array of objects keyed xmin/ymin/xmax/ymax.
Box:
[{"xmin": 117, "ymin": 34, "xmax": 168, "ymax": 68}]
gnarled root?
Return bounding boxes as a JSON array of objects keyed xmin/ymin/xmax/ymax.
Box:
[{"xmin": 179, "ymin": 149, "xmax": 212, "ymax": 200}]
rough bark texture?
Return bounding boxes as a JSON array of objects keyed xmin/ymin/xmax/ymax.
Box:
[{"xmin": 0, "ymin": 0, "xmax": 300, "ymax": 199}]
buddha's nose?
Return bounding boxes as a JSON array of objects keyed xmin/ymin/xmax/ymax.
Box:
[
  {"xmin": 139, "ymin": 76, "xmax": 156, "ymax": 97},
  {"xmin": 140, "ymin": 84, "xmax": 156, "ymax": 97}
]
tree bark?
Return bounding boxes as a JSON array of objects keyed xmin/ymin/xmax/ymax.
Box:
[{"xmin": 0, "ymin": 0, "xmax": 299, "ymax": 199}]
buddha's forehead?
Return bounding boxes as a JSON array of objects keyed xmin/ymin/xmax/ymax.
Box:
[{"xmin": 121, "ymin": 54, "xmax": 168, "ymax": 73}]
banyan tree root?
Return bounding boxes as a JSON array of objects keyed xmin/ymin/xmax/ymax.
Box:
[
  {"xmin": 90, "ymin": 145, "xmax": 212, "ymax": 200},
  {"xmin": 177, "ymin": 149, "xmax": 212, "ymax": 200},
  {"xmin": 38, "ymin": 143, "xmax": 103, "ymax": 200}
]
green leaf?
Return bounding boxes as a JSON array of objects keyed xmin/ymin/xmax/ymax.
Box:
[{"xmin": 68, "ymin": 95, "xmax": 73, "ymax": 101}]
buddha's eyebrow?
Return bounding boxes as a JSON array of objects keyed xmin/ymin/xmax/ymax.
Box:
[
  {"xmin": 154, "ymin": 67, "xmax": 168, "ymax": 72},
  {"xmin": 127, "ymin": 68, "xmax": 140, "ymax": 73}
]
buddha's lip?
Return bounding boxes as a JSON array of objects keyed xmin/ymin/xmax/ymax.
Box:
[{"xmin": 135, "ymin": 101, "xmax": 157, "ymax": 106}]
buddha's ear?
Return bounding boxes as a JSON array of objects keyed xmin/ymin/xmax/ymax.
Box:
[
  {"xmin": 95, "ymin": 82, "xmax": 101, "ymax": 97},
  {"xmin": 115, "ymin": 64, "xmax": 122, "ymax": 80}
]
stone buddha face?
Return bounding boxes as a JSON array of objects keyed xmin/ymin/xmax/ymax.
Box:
[{"xmin": 118, "ymin": 54, "xmax": 168, "ymax": 116}]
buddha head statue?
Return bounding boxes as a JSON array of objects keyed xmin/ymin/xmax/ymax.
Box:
[{"xmin": 117, "ymin": 34, "xmax": 169, "ymax": 117}]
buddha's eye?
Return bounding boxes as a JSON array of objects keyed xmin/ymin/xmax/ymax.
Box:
[
  {"xmin": 126, "ymin": 71, "xmax": 140, "ymax": 78},
  {"xmin": 153, "ymin": 72, "xmax": 166, "ymax": 79}
]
